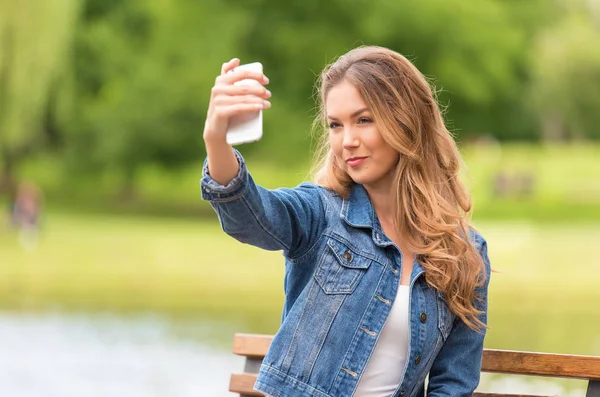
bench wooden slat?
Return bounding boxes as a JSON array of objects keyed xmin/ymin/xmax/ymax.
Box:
[
  {"xmin": 473, "ymin": 394, "xmax": 558, "ymax": 397},
  {"xmin": 232, "ymin": 334, "xmax": 600, "ymax": 380},
  {"xmin": 230, "ymin": 373, "xmax": 557, "ymax": 397},
  {"xmin": 483, "ymin": 349, "xmax": 600, "ymax": 380},
  {"xmin": 229, "ymin": 373, "xmax": 262, "ymax": 396},
  {"xmin": 233, "ymin": 333, "xmax": 273, "ymax": 358}
]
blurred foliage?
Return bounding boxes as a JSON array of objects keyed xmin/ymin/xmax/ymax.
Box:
[
  {"xmin": 11, "ymin": 143, "xmax": 600, "ymax": 221},
  {"xmin": 0, "ymin": 0, "xmax": 80, "ymax": 191},
  {"xmin": 1, "ymin": 0, "xmax": 600, "ymax": 199},
  {"xmin": 529, "ymin": 8, "xmax": 600, "ymax": 140},
  {"xmin": 64, "ymin": 0, "xmax": 249, "ymax": 195}
]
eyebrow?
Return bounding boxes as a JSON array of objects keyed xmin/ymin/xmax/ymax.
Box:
[{"xmin": 327, "ymin": 107, "xmax": 369, "ymax": 121}]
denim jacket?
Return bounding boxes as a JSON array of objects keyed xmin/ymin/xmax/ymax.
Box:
[{"xmin": 201, "ymin": 150, "xmax": 491, "ymax": 397}]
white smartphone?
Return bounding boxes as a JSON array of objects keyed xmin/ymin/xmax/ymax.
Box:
[{"xmin": 226, "ymin": 62, "xmax": 264, "ymax": 145}]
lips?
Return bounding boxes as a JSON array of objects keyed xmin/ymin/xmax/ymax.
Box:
[{"xmin": 346, "ymin": 156, "xmax": 368, "ymax": 167}]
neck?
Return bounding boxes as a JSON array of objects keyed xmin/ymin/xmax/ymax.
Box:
[
  {"xmin": 362, "ymin": 175, "xmax": 412, "ymax": 238},
  {"xmin": 363, "ymin": 183, "xmax": 395, "ymax": 225},
  {"xmin": 364, "ymin": 182, "xmax": 415, "ymax": 257}
]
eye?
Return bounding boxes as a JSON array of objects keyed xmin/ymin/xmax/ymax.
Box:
[
  {"xmin": 329, "ymin": 121, "xmax": 341, "ymax": 129},
  {"xmin": 358, "ymin": 117, "xmax": 372, "ymax": 124}
]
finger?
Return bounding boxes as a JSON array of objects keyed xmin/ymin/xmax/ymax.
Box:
[
  {"xmin": 214, "ymin": 94, "xmax": 269, "ymax": 107},
  {"xmin": 221, "ymin": 58, "xmax": 240, "ymax": 75},
  {"xmin": 212, "ymin": 84, "xmax": 271, "ymax": 99},
  {"xmin": 215, "ymin": 102, "xmax": 271, "ymax": 119},
  {"xmin": 218, "ymin": 68, "xmax": 269, "ymax": 86}
]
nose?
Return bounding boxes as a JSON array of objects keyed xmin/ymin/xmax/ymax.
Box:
[{"xmin": 342, "ymin": 127, "xmax": 359, "ymax": 150}]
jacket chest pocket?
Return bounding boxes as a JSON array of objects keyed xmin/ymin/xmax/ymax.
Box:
[{"xmin": 314, "ymin": 237, "xmax": 371, "ymax": 295}]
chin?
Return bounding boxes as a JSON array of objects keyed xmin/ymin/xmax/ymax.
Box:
[
  {"xmin": 347, "ymin": 169, "xmax": 391, "ymax": 189},
  {"xmin": 347, "ymin": 171, "xmax": 375, "ymax": 186}
]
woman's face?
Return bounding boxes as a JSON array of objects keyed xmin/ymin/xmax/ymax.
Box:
[{"xmin": 326, "ymin": 80, "xmax": 398, "ymax": 191}]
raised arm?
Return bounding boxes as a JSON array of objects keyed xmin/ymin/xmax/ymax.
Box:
[
  {"xmin": 201, "ymin": 59, "xmax": 326, "ymax": 259},
  {"xmin": 203, "ymin": 58, "xmax": 271, "ymax": 186}
]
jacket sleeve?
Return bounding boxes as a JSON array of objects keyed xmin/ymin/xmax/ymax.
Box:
[
  {"xmin": 426, "ymin": 234, "xmax": 491, "ymax": 397},
  {"xmin": 200, "ymin": 149, "xmax": 327, "ymax": 259}
]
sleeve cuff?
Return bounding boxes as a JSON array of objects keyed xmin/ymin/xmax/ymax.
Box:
[{"xmin": 200, "ymin": 148, "xmax": 248, "ymax": 202}]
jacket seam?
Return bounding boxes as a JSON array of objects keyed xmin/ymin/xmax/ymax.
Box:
[
  {"xmin": 288, "ymin": 185, "xmax": 330, "ymax": 263},
  {"xmin": 257, "ymin": 364, "xmax": 331, "ymax": 397},
  {"xmin": 282, "ymin": 280, "xmax": 318, "ymax": 372},
  {"xmin": 303, "ymin": 294, "xmax": 345, "ymax": 382},
  {"xmin": 201, "ymin": 172, "xmax": 248, "ymax": 202},
  {"xmin": 239, "ymin": 193, "xmax": 290, "ymax": 252}
]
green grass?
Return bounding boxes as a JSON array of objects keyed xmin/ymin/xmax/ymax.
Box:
[
  {"xmin": 461, "ymin": 143, "xmax": 600, "ymax": 221},
  {"xmin": 0, "ymin": 212, "xmax": 286, "ymax": 331},
  {"xmin": 479, "ymin": 221, "xmax": 600, "ymax": 355},
  {"xmin": 1, "ymin": 211, "xmax": 599, "ymax": 357}
]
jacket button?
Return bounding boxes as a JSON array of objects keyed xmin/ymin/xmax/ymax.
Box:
[
  {"xmin": 420, "ymin": 312, "xmax": 427, "ymax": 323},
  {"xmin": 415, "ymin": 355, "xmax": 421, "ymax": 365},
  {"xmin": 343, "ymin": 250, "xmax": 352, "ymax": 261},
  {"xmin": 399, "ymin": 393, "xmax": 405, "ymax": 397}
]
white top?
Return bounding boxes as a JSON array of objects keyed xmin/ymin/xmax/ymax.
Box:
[{"xmin": 354, "ymin": 285, "xmax": 410, "ymax": 397}]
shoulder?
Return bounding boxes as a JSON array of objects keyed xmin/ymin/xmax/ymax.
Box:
[
  {"xmin": 286, "ymin": 182, "xmax": 343, "ymax": 212},
  {"xmin": 467, "ymin": 228, "xmax": 487, "ymax": 251},
  {"xmin": 468, "ymin": 227, "xmax": 491, "ymax": 284},
  {"xmin": 278, "ymin": 182, "xmax": 329, "ymax": 201}
]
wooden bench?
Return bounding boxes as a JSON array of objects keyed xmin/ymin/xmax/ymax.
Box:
[{"xmin": 229, "ymin": 333, "xmax": 600, "ymax": 397}]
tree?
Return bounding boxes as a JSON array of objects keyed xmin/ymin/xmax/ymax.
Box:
[
  {"xmin": 64, "ymin": 0, "xmax": 250, "ymax": 198},
  {"xmin": 529, "ymin": 4, "xmax": 600, "ymax": 141},
  {"xmin": 0, "ymin": 0, "xmax": 80, "ymax": 193}
]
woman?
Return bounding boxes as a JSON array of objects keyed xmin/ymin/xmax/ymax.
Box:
[{"xmin": 201, "ymin": 46, "xmax": 491, "ymax": 397}]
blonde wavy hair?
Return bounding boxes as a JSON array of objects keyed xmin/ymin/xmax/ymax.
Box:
[{"xmin": 311, "ymin": 46, "xmax": 486, "ymax": 331}]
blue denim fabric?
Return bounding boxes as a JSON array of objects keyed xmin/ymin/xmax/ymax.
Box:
[{"xmin": 201, "ymin": 150, "xmax": 491, "ymax": 397}]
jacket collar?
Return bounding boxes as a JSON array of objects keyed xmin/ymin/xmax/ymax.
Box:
[
  {"xmin": 341, "ymin": 183, "xmax": 425, "ymax": 277},
  {"xmin": 340, "ymin": 183, "xmax": 376, "ymax": 229}
]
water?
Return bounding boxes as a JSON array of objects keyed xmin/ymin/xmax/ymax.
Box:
[
  {"xmin": 0, "ymin": 312, "xmax": 591, "ymax": 397},
  {"xmin": 0, "ymin": 312, "xmax": 242, "ymax": 397}
]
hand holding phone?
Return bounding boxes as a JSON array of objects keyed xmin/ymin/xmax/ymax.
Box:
[
  {"xmin": 203, "ymin": 59, "xmax": 270, "ymax": 148},
  {"xmin": 226, "ymin": 62, "xmax": 265, "ymax": 145}
]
